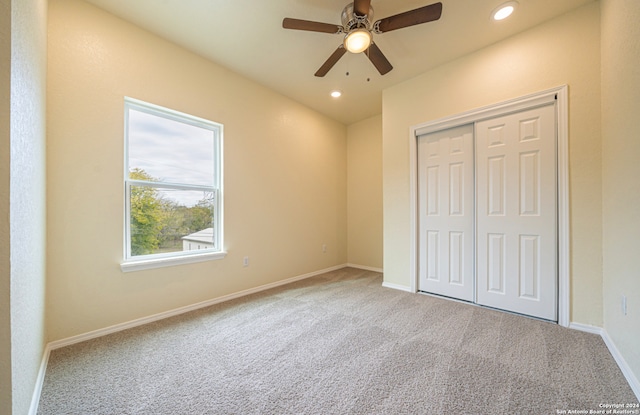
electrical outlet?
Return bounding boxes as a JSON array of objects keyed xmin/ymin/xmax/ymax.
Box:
[
  {"xmin": 322, "ymin": 244, "xmax": 327, "ymax": 253},
  {"xmin": 243, "ymin": 256, "xmax": 249, "ymax": 267},
  {"xmin": 622, "ymin": 295, "xmax": 627, "ymax": 316}
]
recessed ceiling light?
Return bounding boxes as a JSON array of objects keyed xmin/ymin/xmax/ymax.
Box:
[
  {"xmin": 492, "ymin": 1, "xmax": 518, "ymax": 21},
  {"xmin": 330, "ymin": 90, "xmax": 342, "ymax": 98}
]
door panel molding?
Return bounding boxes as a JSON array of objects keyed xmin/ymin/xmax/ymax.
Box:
[
  {"xmin": 409, "ymin": 85, "xmax": 570, "ymax": 326},
  {"xmin": 417, "ymin": 125, "xmax": 475, "ymax": 301},
  {"xmin": 476, "ymin": 105, "xmax": 557, "ymax": 320}
]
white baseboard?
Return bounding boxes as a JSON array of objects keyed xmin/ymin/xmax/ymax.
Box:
[
  {"xmin": 28, "ymin": 343, "xmax": 51, "ymax": 415},
  {"xmin": 48, "ymin": 264, "xmax": 348, "ymax": 350},
  {"xmin": 346, "ymin": 263, "xmax": 383, "ymax": 273},
  {"xmin": 30, "ymin": 264, "xmax": 348, "ymax": 414},
  {"xmin": 31, "ymin": 270, "xmax": 639, "ymax": 412},
  {"xmin": 568, "ymin": 322, "xmax": 602, "ymax": 335},
  {"xmin": 570, "ymin": 322, "xmax": 640, "ymax": 400},
  {"xmin": 381, "ymin": 281, "xmax": 414, "ymax": 293}
]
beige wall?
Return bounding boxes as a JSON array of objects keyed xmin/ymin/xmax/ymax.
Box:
[
  {"xmin": 382, "ymin": 3, "xmax": 603, "ymax": 325},
  {"xmin": 347, "ymin": 115, "xmax": 383, "ymax": 270},
  {"xmin": 2, "ymin": 0, "xmax": 48, "ymax": 413},
  {"xmin": 601, "ymin": 0, "xmax": 640, "ymax": 387},
  {"xmin": 47, "ymin": 0, "xmax": 347, "ymax": 341}
]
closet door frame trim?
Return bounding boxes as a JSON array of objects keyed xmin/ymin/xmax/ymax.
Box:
[{"xmin": 408, "ymin": 85, "xmax": 569, "ymax": 327}]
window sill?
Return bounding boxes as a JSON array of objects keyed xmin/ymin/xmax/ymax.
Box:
[{"xmin": 120, "ymin": 251, "xmax": 227, "ymax": 273}]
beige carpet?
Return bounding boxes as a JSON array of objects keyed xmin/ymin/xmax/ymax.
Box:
[{"xmin": 38, "ymin": 267, "xmax": 638, "ymax": 414}]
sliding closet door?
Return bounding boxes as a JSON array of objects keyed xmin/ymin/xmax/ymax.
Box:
[
  {"xmin": 417, "ymin": 125, "xmax": 474, "ymax": 301},
  {"xmin": 475, "ymin": 104, "xmax": 557, "ymax": 320}
]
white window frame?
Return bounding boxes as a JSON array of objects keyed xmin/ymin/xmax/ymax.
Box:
[{"xmin": 121, "ymin": 97, "xmax": 225, "ymax": 272}]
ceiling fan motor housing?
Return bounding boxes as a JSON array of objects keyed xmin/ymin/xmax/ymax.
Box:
[{"xmin": 341, "ymin": 3, "xmax": 374, "ymax": 31}]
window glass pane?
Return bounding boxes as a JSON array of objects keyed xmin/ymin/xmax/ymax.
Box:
[
  {"xmin": 128, "ymin": 108, "xmax": 214, "ymax": 186},
  {"xmin": 129, "ymin": 185, "xmax": 215, "ymax": 257}
]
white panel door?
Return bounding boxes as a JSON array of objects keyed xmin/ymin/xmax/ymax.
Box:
[
  {"xmin": 475, "ymin": 104, "xmax": 557, "ymax": 320},
  {"xmin": 418, "ymin": 124, "xmax": 474, "ymax": 301}
]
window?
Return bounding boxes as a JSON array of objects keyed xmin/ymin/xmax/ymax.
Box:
[{"xmin": 122, "ymin": 98, "xmax": 224, "ymax": 271}]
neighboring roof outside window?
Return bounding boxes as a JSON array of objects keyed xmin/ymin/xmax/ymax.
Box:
[{"xmin": 181, "ymin": 228, "xmax": 214, "ymax": 244}]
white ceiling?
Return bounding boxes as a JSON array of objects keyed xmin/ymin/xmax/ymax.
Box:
[{"xmin": 83, "ymin": 0, "xmax": 595, "ymax": 125}]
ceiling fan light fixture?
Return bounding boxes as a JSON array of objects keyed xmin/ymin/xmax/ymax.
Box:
[
  {"xmin": 492, "ymin": 1, "xmax": 518, "ymax": 21},
  {"xmin": 344, "ymin": 28, "xmax": 372, "ymax": 54}
]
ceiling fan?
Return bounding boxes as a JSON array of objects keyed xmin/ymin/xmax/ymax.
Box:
[{"xmin": 282, "ymin": 0, "xmax": 443, "ymax": 77}]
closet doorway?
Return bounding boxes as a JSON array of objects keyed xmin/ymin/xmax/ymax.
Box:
[{"xmin": 412, "ymin": 88, "xmax": 568, "ymax": 322}]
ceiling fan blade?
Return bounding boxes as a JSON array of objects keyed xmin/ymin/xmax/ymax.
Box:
[
  {"xmin": 374, "ymin": 2, "xmax": 442, "ymax": 33},
  {"xmin": 282, "ymin": 18, "xmax": 342, "ymax": 34},
  {"xmin": 315, "ymin": 45, "xmax": 347, "ymax": 77},
  {"xmin": 366, "ymin": 42, "xmax": 393, "ymax": 75},
  {"xmin": 353, "ymin": 0, "xmax": 371, "ymax": 17}
]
